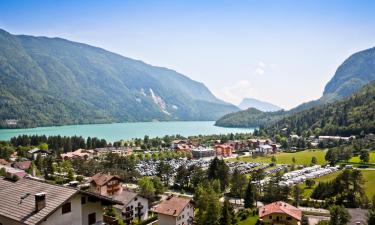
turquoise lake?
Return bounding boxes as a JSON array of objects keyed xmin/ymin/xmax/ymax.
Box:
[{"xmin": 0, "ymin": 121, "xmax": 254, "ymax": 142}]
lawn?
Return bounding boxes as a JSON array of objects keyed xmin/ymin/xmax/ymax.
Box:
[
  {"xmin": 300, "ymin": 169, "xmax": 375, "ymax": 199},
  {"xmin": 237, "ymin": 215, "xmax": 259, "ymax": 225},
  {"xmin": 230, "ymin": 149, "xmax": 327, "ymax": 165},
  {"xmin": 349, "ymin": 152, "xmax": 375, "ymax": 164}
]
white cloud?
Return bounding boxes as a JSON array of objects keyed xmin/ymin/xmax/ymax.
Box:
[
  {"xmin": 254, "ymin": 61, "xmax": 265, "ymax": 76},
  {"xmin": 218, "ymin": 80, "xmax": 258, "ymax": 105}
]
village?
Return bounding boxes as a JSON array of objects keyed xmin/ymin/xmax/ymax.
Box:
[{"xmin": 0, "ymin": 132, "xmax": 374, "ymax": 225}]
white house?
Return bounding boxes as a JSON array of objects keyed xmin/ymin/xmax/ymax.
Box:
[
  {"xmin": 255, "ymin": 144, "xmax": 273, "ymax": 155},
  {"xmin": 113, "ymin": 190, "xmax": 149, "ymax": 223},
  {"xmin": 0, "ymin": 177, "xmax": 121, "ymax": 225},
  {"xmin": 28, "ymin": 148, "xmax": 51, "ymax": 160},
  {"xmin": 152, "ymin": 196, "xmax": 194, "ymax": 225},
  {"xmin": 89, "ymin": 173, "xmax": 150, "ymax": 222}
]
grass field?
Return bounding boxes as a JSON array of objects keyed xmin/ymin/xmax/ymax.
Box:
[
  {"xmin": 230, "ymin": 149, "xmax": 327, "ymax": 165},
  {"xmin": 237, "ymin": 215, "xmax": 258, "ymax": 225},
  {"xmin": 349, "ymin": 152, "xmax": 375, "ymax": 164},
  {"xmin": 300, "ymin": 169, "xmax": 375, "ymax": 199}
]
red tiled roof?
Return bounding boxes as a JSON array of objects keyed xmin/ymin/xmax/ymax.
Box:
[
  {"xmin": 259, "ymin": 201, "xmax": 302, "ymax": 221},
  {"xmin": 13, "ymin": 161, "xmax": 31, "ymax": 170},
  {"xmin": 90, "ymin": 172, "xmax": 122, "ymax": 186},
  {"xmin": 152, "ymin": 196, "xmax": 191, "ymax": 217}
]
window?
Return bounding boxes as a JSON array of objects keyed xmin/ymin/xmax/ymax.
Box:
[
  {"xmin": 88, "ymin": 213, "xmax": 96, "ymax": 225},
  {"xmin": 269, "ymin": 216, "xmax": 272, "ymax": 219},
  {"xmin": 287, "ymin": 217, "xmax": 292, "ymax": 220},
  {"xmin": 62, "ymin": 202, "xmax": 71, "ymax": 214},
  {"xmin": 134, "ymin": 197, "xmax": 138, "ymax": 201},
  {"xmin": 81, "ymin": 196, "xmax": 86, "ymax": 205}
]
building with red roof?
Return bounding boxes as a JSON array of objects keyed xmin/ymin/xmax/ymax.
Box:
[
  {"xmin": 152, "ymin": 196, "xmax": 193, "ymax": 225},
  {"xmin": 259, "ymin": 201, "xmax": 302, "ymax": 225},
  {"xmin": 214, "ymin": 144, "xmax": 233, "ymax": 157}
]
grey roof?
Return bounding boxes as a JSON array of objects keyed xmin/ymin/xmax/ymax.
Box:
[
  {"xmin": 0, "ymin": 178, "xmax": 78, "ymax": 225},
  {"xmin": 28, "ymin": 148, "xmax": 41, "ymax": 154},
  {"xmin": 113, "ymin": 190, "xmax": 138, "ymax": 209}
]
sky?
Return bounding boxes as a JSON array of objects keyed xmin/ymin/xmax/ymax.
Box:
[{"xmin": 0, "ymin": 0, "xmax": 375, "ymax": 109}]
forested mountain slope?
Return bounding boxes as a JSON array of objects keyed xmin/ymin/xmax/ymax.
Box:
[
  {"xmin": 0, "ymin": 29, "xmax": 238, "ymax": 128},
  {"xmin": 263, "ymin": 81, "xmax": 375, "ymax": 136}
]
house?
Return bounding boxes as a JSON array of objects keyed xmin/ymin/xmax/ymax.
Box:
[
  {"xmin": 95, "ymin": 147, "xmax": 132, "ymax": 157},
  {"xmin": 152, "ymin": 196, "xmax": 194, "ymax": 225},
  {"xmin": 254, "ymin": 144, "xmax": 274, "ymax": 155},
  {"xmin": 60, "ymin": 149, "xmax": 92, "ymax": 160},
  {"xmin": 0, "ymin": 177, "xmax": 121, "ymax": 225},
  {"xmin": 214, "ymin": 144, "xmax": 233, "ymax": 157},
  {"xmin": 90, "ymin": 173, "xmax": 150, "ymax": 222},
  {"xmin": 171, "ymin": 140, "xmax": 190, "ymax": 149},
  {"xmin": 0, "ymin": 164, "xmax": 26, "ymax": 178},
  {"xmin": 289, "ymin": 134, "xmax": 300, "ymax": 140},
  {"xmin": 226, "ymin": 140, "xmax": 244, "ymax": 150},
  {"xmin": 191, "ymin": 147, "xmax": 215, "ymax": 159},
  {"xmin": 259, "ymin": 201, "xmax": 302, "ymax": 225},
  {"xmin": 318, "ymin": 136, "xmax": 355, "ymax": 143},
  {"xmin": 249, "ymin": 139, "xmax": 271, "ymax": 148},
  {"xmin": 113, "ymin": 190, "xmax": 149, "ymax": 223},
  {"xmin": 90, "ymin": 173, "xmax": 123, "ymax": 196},
  {"xmin": 175, "ymin": 144, "xmax": 193, "ymax": 153},
  {"xmin": 28, "ymin": 148, "xmax": 51, "ymax": 160},
  {"xmin": 270, "ymin": 144, "xmax": 280, "ymax": 153},
  {"xmin": 13, "ymin": 160, "xmax": 32, "ymax": 170}
]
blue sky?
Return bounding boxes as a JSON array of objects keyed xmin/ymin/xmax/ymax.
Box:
[{"xmin": 1, "ymin": 0, "xmax": 375, "ymax": 109}]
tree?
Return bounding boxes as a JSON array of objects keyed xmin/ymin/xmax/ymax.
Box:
[
  {"xmin": 0, "ymin": 168, "xmax": 6, "ymax": 177},
  {"xmin": 195, "ymin": 183, "xmax": 221, "ymax": 225},
  {"xmin": 138, "ymin": 177, "xmax": 155, "ymax": 199},
  {"xmin": 360, "ymin": 149, "xmax": 370, "ymax": 163},
  {"xmin": 244, "ymin": 180, "xmax": 255, "ymax": 209},
  {"xmin": 175, "ymin": 165, "xmax": 190, "ymax": 189},
  {"xmin": 325, "ymin": 149, "xmax": 339, "ymax": 166},
  {"xmin": 311, "ymin": 156, "xmax": 318, "ymax": 165},
  {"xmin": 207, "ymin": 157, "xmax": 230, "ymax": 191},
  {"xmin": 230, "ymin": 168, "xmax": 247, "ymax": 198},
  {"xmin": 305, "ymin": 179, "xmax": 316, "ymax": 189},
  {"xmin": 292, "ymin": 157, "xmax": 296, "ymax": 164},
  {"xmin": 38, "ymin": 143, "xmax": 49, "ymax": 150},
  {"xmin": 271, "ymin": 155, "xmax": 277, "ymax": 164},
  {"xmin": 293, "ymin": 185, "xmax": 302, "ymax": 207},
  {"xmin": 152, "ymin": 177, "xmax": 166, "ymax": 196},
  {"xmin": 156, "ymin": 161, "xmax": 173, "ymax": 185},
  {"xmin": 329, "ymin": 205, "xmax": 350, "ymax": 225},
  {"xmin": 368, "ymin": 195, "xmax": 375, "ymax": 225},
  {"xmin": 220, "ymin": 199, "xmax": 233, "ymax": 225}
]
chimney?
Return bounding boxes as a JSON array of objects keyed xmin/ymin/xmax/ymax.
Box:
[{"xmin": 35, "ymin": 192, "xmax": 46, "ymax": 212}]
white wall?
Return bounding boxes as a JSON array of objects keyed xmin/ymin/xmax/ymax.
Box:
[
  {"xmin": 41, "ymin": 193, "xmax": 104, "ymax": 225},
  {"xmin": 157, "ymin": 203, "xmax": 194, "ymax": 225},
  {"xmin": 158, "ymin": 214, "xmax": 177, "ymax": 225},
  {"xmin": 41, "ymin": 194, "xmax": 82, "ymax": 225}
]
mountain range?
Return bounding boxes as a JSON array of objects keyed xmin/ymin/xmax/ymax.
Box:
[
  {"xmin": 263, "ymin": 80, "xmax": 375, "ymax": 136},
  {"xmin": 216, "ymin": 47, "xmax": 375, "ymax": 128},
  {"xmin": 238, "ymin": 98, "xmax": 282, "ymax": 111},
  {"xmin": 0, "ymin": 29, "xmax": 239, "ymax": 128}
]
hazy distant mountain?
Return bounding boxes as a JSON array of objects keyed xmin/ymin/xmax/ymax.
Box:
[
  {"xmin": 238, "ymin": 98, "xmax": 282, "ymax": 112},
  {"xmin": 216, "ymin": 47, "xmax": 375, "ymax": 128},
  {"xmin": 0, "ymin": 29, "xmax": 239, "ymax": 128}
]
